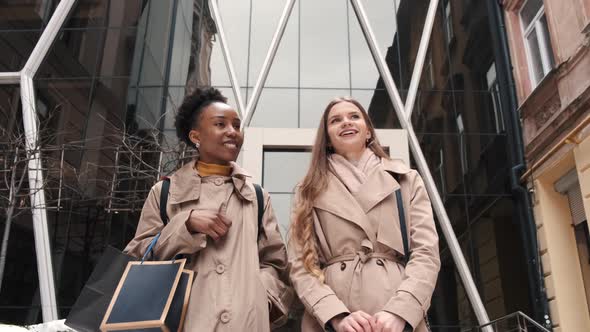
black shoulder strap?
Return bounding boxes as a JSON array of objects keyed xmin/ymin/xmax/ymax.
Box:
[
  {"xmin": 390, "ymin": 172, "xmax": 410, "ymax": 263},
  {"xmin": 160, "ymin": 178, "xmax": 171, "ymax": 225},
  {"xmin": 395, "ymin": 189, "xmax": 410, "ymax": 264},
  {"xmin": 253, "ymin": 183, "xmax": 264, "ymax": 240}
]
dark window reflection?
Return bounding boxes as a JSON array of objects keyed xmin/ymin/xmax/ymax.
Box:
[
  {"xmin": 0, "ymin": 31, "xmax": 41, "ymax": 71},
  {"xmin": 367, "ymin": 0, "xmax": 532, "ymax": 324}
]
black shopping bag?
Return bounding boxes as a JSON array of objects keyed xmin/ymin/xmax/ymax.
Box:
[
  {"xmin": 65, "ymin": 246, "xmax": 137, "ymax": 332},
  {"xmin": 65, "ymin": 244, "xmax": 193, "ymax": 332}
]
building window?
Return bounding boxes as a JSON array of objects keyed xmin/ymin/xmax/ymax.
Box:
[
  {"xmin": 425, "ymin": 52, "xmax": 435, "ymax": 89},
  {"xmin": 555, "ymin": 171, "xmax": 590, "ymax": 315},
  {"xmin": 520, "ymin": 0, "xmax": 555, "ymax": 88},
  {"xmin": 444, "ymin": 0, "xmax": 454, "ymax": 45},
  {"xmin": 486, "ymin": 63, "xmax": 505, "ymax": 133},
  {"xmin": 434, "ymin": 148, "xmax": 446, "ymax": 198},
  {"xmin": 456, "ymin": 114, "xmax": 468, "ymax": 175},
  {"xmin": 574, "ymin": 220, "xmax": 590, "ymax": 318}
]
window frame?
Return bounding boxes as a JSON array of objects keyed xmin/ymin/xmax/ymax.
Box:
[
  {"xmin": 486, "ymin": 62, "xmax": 505, "ymax": 134},
  {"xmin": 456, "ymin": 113, "xmax": 468, "ymax": 175},
  {"xmin": 444, "ymin": 0, "xmax": 454, "ymax": 46},
  {"xmin": 519, "ymin": 0, "xmax": 554, "ymax": 88}
]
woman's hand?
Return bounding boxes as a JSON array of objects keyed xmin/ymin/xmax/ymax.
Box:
[
  {"xmin": 372, "ymin": 311, "xmax": 407, "ymax": 332},
  {"xmin": 331, "ymin": 311, "xmax": 374, "ymax": 332},
  {"xmin": 186, "ymin": 210, "xmax": 232, "ymax": 241}
]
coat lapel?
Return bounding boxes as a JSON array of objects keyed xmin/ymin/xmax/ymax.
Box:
[
  {"xmin": 313, "ymin": 158, "xmax": 414, "ymax": 247},
  {"xmin": 351, "ymin": 167, "xmax": 400, "ymax": 213},
  {"xmin": 376, "ymin": 158, "xmax": 412, "ymax": 255},
  {"xmin": 168, "ymin": 162, "xmax": 201, "ymax": 205},
  {"xmin": 313, "ymin": 172, "xmax": 375, "ymax": 242}
]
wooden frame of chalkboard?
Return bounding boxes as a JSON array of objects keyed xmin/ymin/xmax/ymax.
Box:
[
  {"xmin": 177, "ymin": 270, "xmax": 194, "ymax": 332},
  {"xmin": 100, "ymin": 259, "xmax": 186, "ymax": 331}
]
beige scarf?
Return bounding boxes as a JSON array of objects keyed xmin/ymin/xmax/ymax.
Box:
[{"xmin": 328, "ymin": 148, "xmax": 381, "ymax": 193}]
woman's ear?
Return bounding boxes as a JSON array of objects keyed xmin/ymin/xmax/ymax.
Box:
[{"xmin": 189, "ymin": 129, "xmax": 200, "ymax": 146}]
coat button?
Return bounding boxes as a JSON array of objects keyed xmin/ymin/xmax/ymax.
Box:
[
  {"xmin": 376, "ymin": 259, "xmax": 384, "ymax": 266},
  {"xmin": 220, "ymin": 311, "xmax": 231, "ymax": 323},
  {"xmin": 216, "ymin": 264, "xmax": 225, "ymax": 274},
  {"xmin": 340, "ymin": 262, "xmax": 346, "ymax": 271},
  {"xmin": 214, "ymin": 178, "xmax": 223, "ymax": 186}
]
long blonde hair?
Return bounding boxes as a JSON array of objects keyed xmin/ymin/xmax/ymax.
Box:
[{"xmin": 290, "ymin": 97, "xmax": 389, "ymax": 279}]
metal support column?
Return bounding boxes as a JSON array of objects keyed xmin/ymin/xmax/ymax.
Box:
[
  {"xmin": 207, "ymin": 0, "xmax": 295, "ymax": 127},
  {"xmin": 18, "ymin": 0, "xmax": 77, "ymax": 322},
  {"xmin": 208, "ymin": 0, "xmax": 247, "ymax": 117},
  {"xmin": 349, "ymin": 0, "xmax": 492, "ymax": 330},
  {"xmin": 242, "ymin": 0, "xmax": 296, "ymax": 128},
  {"xmin": 404, "ymin": 0, "xmax": 439, "ymax": 119}
]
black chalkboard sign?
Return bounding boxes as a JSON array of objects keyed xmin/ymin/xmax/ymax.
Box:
[{"xmin": 100, "ymin": 259, "xmax": 187, "ymax": 331}]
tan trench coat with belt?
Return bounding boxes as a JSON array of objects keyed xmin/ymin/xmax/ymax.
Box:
[
  {"xmin": 289, "ymin": 158, "xmax": 440, "ymax": 332},
  {"xmin": 124, "ymin": 161, "xmax": 292, "ymax": 332}
]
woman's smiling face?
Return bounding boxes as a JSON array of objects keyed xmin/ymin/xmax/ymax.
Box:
[
  {"xmin": 326, "ymin": 101, "xmax": 371, "ymax": 156},
  {"xmin": 189, "ymin": 102, "xmax": 243, "ymax": 165}
]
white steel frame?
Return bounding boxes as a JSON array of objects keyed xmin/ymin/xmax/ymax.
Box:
[
  {"xmin": 208, "ymin": 0, "xmax": 491, "ymax": 328},
  {"xmin": 0, "ymin": 0, "xmax": 77, "ymax": 321},
  {"xmin": 0, "ymin": 0, "xmax": 492, "ymax": 326}
]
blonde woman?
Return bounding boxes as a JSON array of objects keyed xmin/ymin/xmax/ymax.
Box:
[{"xmin": 289, "ymin": 98, "xmax": 440, "ymax": 332}]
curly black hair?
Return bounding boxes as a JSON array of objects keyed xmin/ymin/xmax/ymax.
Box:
[{"xmin": 175, "ymin": 87, "xmax": 228, "ymax": 146}]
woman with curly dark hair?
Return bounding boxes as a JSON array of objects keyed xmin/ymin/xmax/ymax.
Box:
[{"xmin": 125, "ymin": 87, "xmax": 292, "ymax": 331}]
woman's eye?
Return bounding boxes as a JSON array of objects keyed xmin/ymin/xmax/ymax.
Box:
[
  {"xmin": 352, "ymin": 114, "xmax": 361, "ymax": 119},
  {"xmin": 330, "ymin": 118, "xmax": 340, "ymax": 124},
  {"xmin": 215, "ymin": 122, "xmax": 224, "ymax": 127}
]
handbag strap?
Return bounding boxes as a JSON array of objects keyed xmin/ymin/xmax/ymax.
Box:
[
  {"xmin": 390, "ymin": 172, "xmax": 410, "ymax": 264},
  {"xmin": 253, "ymin": 183, "xmax": 264, "ymax": 240},
  {"xmin": 395, "ymin": 189, "xmax": 410, "ymax": 265},
  {"xmin": 160, "ymin": 177, "xmax": 171, "ymax": 225},
  {"xmin": 141, "ymin": 177, "xmax": 171, "ymax": 263}
]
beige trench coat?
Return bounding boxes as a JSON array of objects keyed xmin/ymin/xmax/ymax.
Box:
[
  {"xmin": 125, "ymin": 161, "xmax": 292, "ymax": 332},
  {"xmin": 289, "ymin": 158, "xmax": 440, "ymax": 332}
]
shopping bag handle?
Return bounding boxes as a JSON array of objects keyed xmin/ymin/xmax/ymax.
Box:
[{"xmin": 141, "ymin": 233, "xmax": 161, "ymax": 263}]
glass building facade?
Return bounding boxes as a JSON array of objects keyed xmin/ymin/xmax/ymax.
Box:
[{"xmin": 0, "ymin": 0, "xmax": 545, "ymax": 330}]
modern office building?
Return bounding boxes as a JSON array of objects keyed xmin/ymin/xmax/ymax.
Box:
[{"xmin": 0, "ymin": 0, "xmax": 557, "ymax": 330}]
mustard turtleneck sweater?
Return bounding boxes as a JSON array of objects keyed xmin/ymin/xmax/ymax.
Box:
[{"xmin": 196, "ymin": 160, "xmax": 232, "ymax": 177}]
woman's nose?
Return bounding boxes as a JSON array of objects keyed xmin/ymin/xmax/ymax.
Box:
[{"xmin": 226, "ymin": 126, "xmax": 238, "ymax": 136}]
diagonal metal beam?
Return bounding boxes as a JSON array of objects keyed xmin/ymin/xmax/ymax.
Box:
[
  {"xmin": 349, "ymin": 0, "xmax": 492, "ymax": 330},
  {"xmin": 20, "ymin": 74, "xmax": 58, "ymax": 322},
  {"xmin": 404, "ymin": 0, "xmax": 439, "ymax": 120},
  {"xmin": 208, "ymin": 0, "xmax": 246, "ymax": 118},
  {"xmin": 22, "ymin": 1, "xmax": 75, "ymax": 76},
  {"xmin": 18, "ymin": 0, "xmax": 77, "ymax": 322},
  {"xmin": 242, "ymin": 0, "xmax": 296, "ymax": 129}
]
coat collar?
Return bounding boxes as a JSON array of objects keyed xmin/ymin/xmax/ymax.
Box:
[
  {"xmin": 313, "ymin": 158, "xmax": 411, "ymax": 252},
  {"xmin": 167, "ymin": 160, "xmax": 255, "ymax": 204},
  {"xmin": 381, "ymin": 158, "xmax": 412, "ymax": 175}
]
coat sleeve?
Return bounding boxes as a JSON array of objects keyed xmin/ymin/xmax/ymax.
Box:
[
  {"xmin": 257, "ymin": 188, "xmax": 294, "ymax": 329},
  {"xmin": 382, "ymin": 171, "xmax": 441, "ymax": 328},
  {"xmin": 124, "ymin": 181, "xmax": 207, "ymax": 260},
  {"xmin": 288, "ymin": 192, "xmax": 350, "ymax": 330}
]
